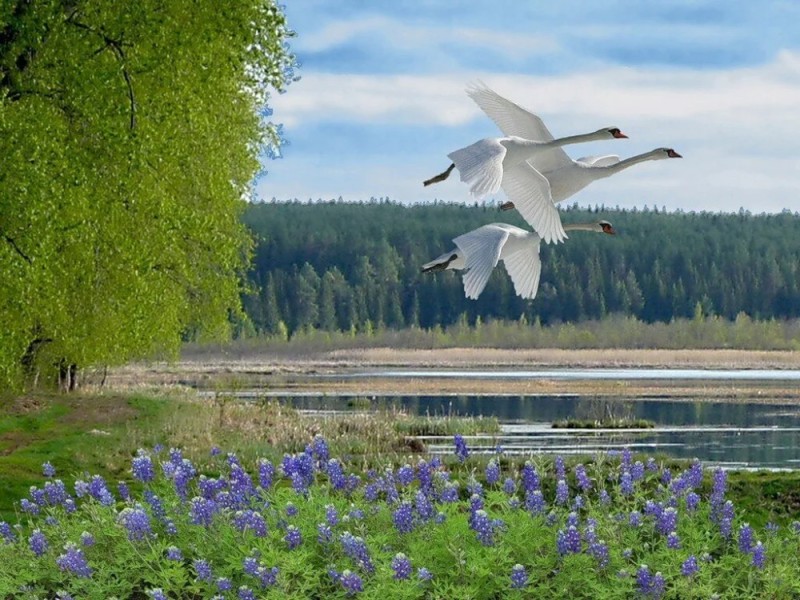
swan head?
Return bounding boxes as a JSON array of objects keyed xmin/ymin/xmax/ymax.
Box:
[
  {"xmin": 656, "ymin": 147, "xmax": 682, "ymax": 159},
  {"xmin": 599, "ymin": 220, "xmax": 616, "ymax": 235},
  {"xmin": 592, "ymin": 127, "xmax": 628, "ymax": 140}
]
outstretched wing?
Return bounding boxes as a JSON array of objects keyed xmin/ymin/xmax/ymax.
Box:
[
  {"xmin": 447, "ymin": 138, "xmax": 506, "ymax": 199},
  {"xmin": 501, "ymin": 163, "xmax": 567, "ymax": 245},
  {"xmin": 466, "ymin": 82, "xmax": 571, "ymax": 174},
  {"xmin": 453, "ymin": 225, "xmax": 510, "ymax": 299},
  {"xmin": 575, "ymin": 154, "xmax": 621, "ymax": 168},
  {"xmin": 502, "ymin": 240, "xmax": 543, "ymax": 300}
]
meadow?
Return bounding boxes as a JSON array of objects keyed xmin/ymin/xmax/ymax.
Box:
[{"xmin": 2, "ymin": 390, "xmax": 800, "ymax": 599}]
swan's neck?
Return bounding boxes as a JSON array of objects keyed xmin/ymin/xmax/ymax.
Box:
[
  {"xmin": 545, "ymin": 131, "xmax": 603, "ymax": 148},
  {"xmin": 599, "ymin": 151, "xmax": 660, "ymax": 175},
  {"xmin": 563, "ymin": 223, "xmax": 600, "ymax": 233}
]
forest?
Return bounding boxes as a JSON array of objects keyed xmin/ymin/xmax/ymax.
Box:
[{"xmin": 242, "ymin": 199, "xmax": 800, "ymax": 335}]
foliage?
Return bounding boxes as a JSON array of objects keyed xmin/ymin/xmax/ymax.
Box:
[
  {"xmin": 0, "ymin": 0, "xmax": 297, "ymax": 389},
  {"xmin": 241, "ymin": 200, "xmax": 800, "ymax": 340},
  {"xmin": 1, "ymin": 437, "xmax": 800, "ymax": 598}
]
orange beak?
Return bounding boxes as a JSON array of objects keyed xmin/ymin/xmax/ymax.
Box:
[{"xmin": 613, "ymin": 131, "xmax": 629, "ymax": 139}]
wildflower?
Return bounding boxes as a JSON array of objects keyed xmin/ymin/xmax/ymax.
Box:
[
  {"xmin": 599, "ymin": 489, "xmax": 611, "ymax": 505},
  {"xmin": 396, "ymin": 465, "xmax": 414, "ymax": 487},
  {"xmin": 631, "ymin": 461, "xmax": 645, "ymax": 482},
  {"xmin": 415, "ymin": 490, "xmax": 436, "ymax": 521},
  {"xmin": 56, "ymin": 543, "xmax": 93, "ymax": 578},
  {"xmin": 45, "ymin": 516, "xmax": 58, "ymax": 526},
  {"xmin": 148, "ymin": 590, "xmax": 167, "ymax": 600},
  {"xmin": 44, "ymin": 480, "xmax": 69, "ymax": 506},
  {"xmin": 166, "ymin": 545, "xmax": 183, "ymax": 561},
  {"xmin": 510, "ymin": 564, "xmax": 528, "ymax": 589},
  {"xmin": 791, "ymin": 521, "xmax": 800, "ymax": 535},
  {"xmin": 74, "ymin": 480, "xmax": 89, "ymax": 498},
  {"xmin": 118, "ymin": 481, "xmax": 130, "ymax": 501},
  {"xmin": 237, "ymin": 586, "xmax": 256, "ymax": 600},
  {"xmin": 656, "ymin": 507, "xmax": 678, "ymax": 536},
  {"xmin": 285, "ymin": 501, "xmax": 299, "ymax": 517},
  {"xmin": 751, "ymin": 542, "xmax": 766, "ymax": 569},
  {"xmin": 646, "ymin": 457, "xmax": 658, "ymax": 472},
  {"xmin": 556, "ymin": 525, "xmax": 581, "ymax": 555},
  {"xmin": 1, "ymin": 521, "xmax": 17, "ymax": 544},
  {"xmin": 327, "ymin": 459, "xmax": 347, "ymax": 491},
  {"xmin": 765, "ymin": 522, "xmax": 779, "ymax": 535},
  {"xmin": 258, "ymin": 459, "xmax": 275, "ymax": 490},
  {"xmin": 132, "ymin": 452, "xmax": 155, "ymax": 482},
  {"xmin": 555, "ymin": 479, "xmax": 569, "ymax": 505},
  {"xmin": 256, "ymin": 565, "xmax": 279, "ymax": 587},
  {"xmin": 284, "ymin": 525, "xmax": 302, "ymax": 549},
  {"xmin": 660, "ymin": 468, "xmax": 672, "ymax": 485},
  {"xmin": 193, "ymin": 559, "xmax": 213, "ymax": 582},
  {"xmin": 210, "ymin": 446, "xmax": 221, "ymax": 456},
  {"xmin": 118, "ymin": 505, "xmax": 152, "ymax": 541},
  {"xmin": 502, "ymin": 477, "xmax": 516, "ymax": 495},
  {"xmin": 485, "ymin": 460, "xmax": 501, "ymax": 486},
  {"xmin": 719, "ymin": 500, "xmax": 734, "ymax": 538},
  {"xmin": 622, "ymin": 548, "xmax": 633, "ymax": 559},
  {"xmin": 20, "ymin": 499, "xmax": 40, "ymax": 515},
  {"xmin": 453, "ymin": 434, "xmax": 469, "ymax": 463},
  {"xmin": 233, "ymin": 510, "xmax": 268, "ymax": 537},
  {"xmin": 620, "ymin": 471, "xmax": 633, "ymax": 496},
  {"xmin": 317, "ymin": 523, "xmax": 334, "ymax": 544},
  {"xmin": 340, "ymin": 532, "xmax": 375, "ymax": 573},
  {"xmin": 324, "ymin": 504, "xmax": 339, "ymax": 527},
  {"xmin": 525, "ymin": 490, "xmax": 546, "ymax": 515},
  {"xmin": 636, "ymin": 565, "xmax": 652, "ymax": 596},
  {"xmin": 681, "ymin": 555, "xmax": 699, "ymax": 577},
  {"xmin": 393, "ymin": 502, "xmax": 414, "ymax": 534},
  {"xmin": 555, "ymin": 455, "xmax": 566, "ymax": 479},
  {"xmin": 29, "ymin": 529, "xmax": 48, "ymax": 557},
  {"xmin": 189, "ymin": 497, "xmax": 217, "ymax": 527},
  {"xmin": 470, "ymin": 509, "xmax": 495, "ymax": 546},
  {"xmin": 311, "ymin": 435, "xmax": 330, "ymax": 464},
  {"xmin": 466, "ymin": 478, "xmax": 484, "ymax": 497},
  {"xmin": 667, "ymin": 531, "xmax": 681, "ymax": 549},
  {"xmin": 685, "ymin": 491, "xmax": 700, "ymax": 512},
  {"xmin": 349, "ymin": 508, "xmax": 364, "ymax": 521},
  {"xmin": 42, "ymin": 462, "xmax": 56, "ymax": 478},
  {"xmin": 339, "ymin": 569, "xmax": 363, "ymax": 595},
  {"xmin": 243, "ymin": 557, "xmax": 259, "ymax": 577},
  {"xmin": 391, "ymin": 553, "xmax": 412, "ymax": 580},
  {"xmin": 739, "ymin": 523, "xmax": 754, "ymax": 553},
  {"xmin": 417, "ymin": 567, "xmax": 433, "ymax": 581},
  {"xmin": 216, "ymin": 578, "xmax": 232, "ymax": 591},
  {"xmin": 629, "ymin": 511, "xmax": 642, "ymax": 527},
  {"xmin": 521, "ymin": 462, "xmax": 540, "ymax": 492},
  {"xmin": 575, "ymin": 464, "xmax": 592, "ymax": 492},
  {"xmin": 80, "ymin": 531, "xmax": 94, "ymax": 547},
  {"xmin": 440, "ymin": 482, "xmax": 459, "ymax": 503}
]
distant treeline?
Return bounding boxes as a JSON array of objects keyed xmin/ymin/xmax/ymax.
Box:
[{"xmin": 240, "ymin": 199, "xmax": 800, "ymax": 336}]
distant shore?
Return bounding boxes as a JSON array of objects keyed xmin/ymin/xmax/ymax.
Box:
[{"xmin": 106, "ymin": 347, "xmax": 800, "ymax": 401}]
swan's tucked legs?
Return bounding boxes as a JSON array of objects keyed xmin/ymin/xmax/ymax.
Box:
[
  {"xmin": 423, "ymin": 163, "xmax": 455, "ymax": 187},
  {"xmin": 421, "ymin": 253, "xmax": 458, "ymax": 273},
  {"xmin": 499, "ymin": 201, "xmax": 515, "ymax": 211}
]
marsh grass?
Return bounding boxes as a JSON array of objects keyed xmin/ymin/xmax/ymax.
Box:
[{"xmin": 552, "ymin": 418, "xmax": 656, "ymax": 429}]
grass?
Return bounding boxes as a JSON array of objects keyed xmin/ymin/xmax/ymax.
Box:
[{"xmin": 551, "ymin": 418, "xmax": 656, "ymax": 429}]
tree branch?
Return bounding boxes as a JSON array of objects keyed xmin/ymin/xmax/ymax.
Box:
[{"xmin": 1, "ymin": 229, "xmax": 32, "ymax": 264}]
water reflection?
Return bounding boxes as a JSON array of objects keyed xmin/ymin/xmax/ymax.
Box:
[{"xmin": 281, "ymin": 394, "xmax": 800, "ymax": 469}]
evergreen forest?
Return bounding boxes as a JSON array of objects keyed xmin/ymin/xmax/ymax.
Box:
[{"xmin": 242, "ymin": 199, "xmax": 800, "ymax": 335}]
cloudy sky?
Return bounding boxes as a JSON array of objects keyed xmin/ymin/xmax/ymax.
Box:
[{"xmin": 257, "ymin": 1, "xmax": 800, "ymax": 213}]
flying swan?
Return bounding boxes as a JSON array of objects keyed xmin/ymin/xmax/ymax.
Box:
[
  {"xmin": 462, "ymin": 83, "xmax": 682, "ymax": 214},
  {"xmin": 423, "ymin": 88, "xmax": 628, "ymax": 244},
  {"xmin": 421, "ymin": 221, "xmax": 616, "ymax": 301}
]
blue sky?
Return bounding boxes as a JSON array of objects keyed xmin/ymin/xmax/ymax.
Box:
[{"xmin": 257, "ymin": 1, "xmax": 800, "ymax": 213}]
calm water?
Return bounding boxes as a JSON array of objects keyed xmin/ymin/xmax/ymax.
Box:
[{"xmin": 279, "ymin": 394, "xmax": 800, "ymax": 469}]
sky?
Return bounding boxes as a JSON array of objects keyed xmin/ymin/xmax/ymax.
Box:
[{"xmin": 257, "ymin": 0, "xmax": 800, "ymax": 214}]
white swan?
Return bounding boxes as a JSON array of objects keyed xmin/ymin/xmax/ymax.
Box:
[
  {"xmin": 423, "ymin": 97, "xmax": 627, "ymax": 244},
  {"xmin": 421, "ymin": 221, "xmax": 616, "ymax": 300},
  {"xmin": 463, "ymin": 84, "xmax": 682, "ymax": 213}
]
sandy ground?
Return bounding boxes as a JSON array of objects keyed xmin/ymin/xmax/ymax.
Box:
[{"xmin": 101, "ymin": 347, "xmax": 800, "ymax": 401}]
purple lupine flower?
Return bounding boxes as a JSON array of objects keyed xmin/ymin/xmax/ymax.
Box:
[
  {"xmin": 453, "ymin": 434, "xmax": 469, "ymax": 463},
  {"xmin": 258, "ymin": 459, "xmax": 274, "ymax": 490},
  {"xmin": 466, "ymin": 478, "xmax": 484, "ymax": 497},
  {"xmin": 339, "ymin": 569, "xmax": 363, "ymax": 595},
  {"xmin": 417, "ymin": 567, "xmax": 433, "ymax": 581},
  {"xmin": 660, "ymin": 468, "xmax": 672, "ymax": 485},
  {"xmin": 440, "ymin": 481, "xmax": 459, "ymax": 503},
  {"xmin": 393, "ymin": 502, "xmax": 414, "ymax": 534},
  {"xmin": 311, "ymin": 435, "xmax": 330, "ymax": 465},
  {"xmin": 687, "ymin": 461, "xmax": 703, "ymax": 488},
  {"xmin": 325, "ymin": 504, "xmax": 339, "ymax": 527},
  {"xmin": 42, "ymin": 462, "xmax": 56, "ymax": 478},
  {"xmin": 80, "ymin": 531, "xmax": 94, "ymax": 547},
  {"xmin": 396, "ymin": 465, "xmax": 414, "ymax": 487},
  {"xmin": 64, "ymin": 498, "xmax": 76, "ymax": 513},
  {"xmin": 318, "ymin": 523, "xmax": 334, "ymax": 544},
  {"xmin": 44, "ymin": 480, "xmax": 69, "ymax": 506},
  {"xmin": 29, "ymin": 529, "xmax": 48, "ymax": 557},
  {"xmin": 636, "ymin": 565, "xmax": 653, "ymax": 596},
  {"xmin": 651, "ymin": 572, "xmax": 665, "ymax": 599},
  {"xmin": 555, "ymin": 455, "xmax": 566, "ymax": 479},
  {"xmin": 470, "ymin": 509, "xmax": 495, "ymax": 546},
  {"xmin": 20, "ymin": 498, "xmax": 39, "ymax": 515},
  {"xmin": 327, "ymin": 459, "xmax": 347, "ymax": 491},
  {"xmin": 525, "ymin": 490, "xmax": 546, "ymax": 515},
  {"xmin": 629, "ymin": 511, "xmax": 642, "ymax": 527},
  {"xmin": 485, "ymin": 460, "xmax": 501, "ymax": 486},
  {"xmin": 510, "ymin": 564, "xmax": 528, "ymax": 589},
  {"xmin": 765, "ymin": 522, "xmax": 779, "ymax": 536},
  {"xmin": 685, "ymin": 491, "xmax": 700, "ymax": 512},
  {"xmin": 213, "ymin": 577, "xmax": 232, "ymax": 591},
  {"xmin": 620, "ymin": 471, "xmax": 634, "ymax": 496},
  {"xmin": 166, "ymin": 545, "xmax": 182, "ymax": 561},
  {"xmin": 229, "ymin": 464, "xmax": 254, "ymax": 503},
  {"xmin": 45, "ymin": 515, "xmax": 58, "ymax": 526},
  {"xmin": 599, "ymin": 489, "xmax": 611, "ymax": 506},
  {"xmin": 56, "ymin": 542, "xmax": 92, "ymax": 578},
  {"xmin": 29, "ymin": 486, "xmax": 45, "ymax": 505},
  {"xmin": 667, "ymin": 531, "xmax": 681, "ymax": 549},
  {"xmin": 117, "ymin": 506, "xmax": 152, "ymax": 541},
  {"xmin": 710, "ymin": 468, "xmax": 727, "ymax": 518},
  {"xmin": 189, "ymin": 497, "xmax": 217, "ymax": 527},
  {"xmin": 792, "ymin": 521, "xmax": 800, "ymax": 534},
  {"xmin": 117, "ymin": 481, "xmax": 130, "ymax": 501},
  {"xmin": 210, "ymin": 446, "xmax": 222, "ymax": 457},
  {"xmin": 243, "ymin": 556, "xmax": 259, "ymax": 577},
  {"xmin": 751, "ymin": 542, "xmax": 766, "ymax": 569},
  {"xmin": 575, "ymin": 464, "xmax": 592, "ymax": 492},
  {"xmin": 147, "ymin": 589, "xmax": 167, "ymax": 600},
  {"xmin": 681, "ymin": 555, "xmax": 699, "ymax": 577},
  {"xmin": 739, "ymin": 524, "xmax": 754, "ymax": 553},
  {"xmin": 589, "ymin": 538, "xmax": 610, "ymax": 568},
  {"xmin": 340, "ymin": 532, "xmax": 375, "ymax": 574},
  {"xmin": 233, "ymin": 510, "xmax": 268, "ymax": 537},
  {"xmin": 646, "ymin": 457, "xmax": 658, "ymax": 472},
  {"xmin": 631, "ymin": 461, "xmax": 645, "ymax": 482},
  {"xmin": 622, "ymin": 548, "xmax": 633, "ymax": 560},
  {"xmin": 88, "ymin": 475, "xmax": 114, "ymax": 505},
  {"xmin": 391, "ymin": 553, "xmax": 412, "ymax": 580},
  {"xmin": 285, "ymin": 502, "xmax": 299, "ymax": 517},
  {"xmin": 74, "ymin": 479, "xmax": 89, "ymax": 498},
  {"xmin": 257, "ymin": 565, "xmax": 279, "ymax": 588},
  {"xmin": 555, "ymin": 479, "xmax": 569, "ymax": 505},
  {"xmin": 349, "ymin": 508, "xmax": 364, "ymax": 521},
  {"xmin": 415, "ymin": 490, "xmax": 436, "ymax": 521},
  {"xmin": 237, "ymin": 586, "xmax": 256, "ymax": 600},
  {"xmin": 143, "ymin": 491, "xmax": 166, "ymax": 520},
  {"xmin": 132, "ymin": 452, "xmax": 155, "ymax": 483},
  {"xmin": 556, "ymin": 525, "xmax": 581, "ymax": 555},
  {"xmin": 284, "ymin": 525, "xmax": 302, "ymax": 549},
  {"xmin": 521, "ymin": 462, "xmax": 540, "ymax": 493},
  {"xmin": 656, "ymin": 507, "xmax": 678, "ymax": 536},
  {"xmin": 0, "ymin": 521, "xmax": 17, "ymax": 544},
  {"xmin": 194, "ymin": 559, "xmax": 213, "ymax": 582},
  {"xmin": 502, "ymin": 477, "xmax": 516, "ymax": 495},
  {"xmin": 720, "ymin": 500, "xmax": 735, "ymax": 538}
]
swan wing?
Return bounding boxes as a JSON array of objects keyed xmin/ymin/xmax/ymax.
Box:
[
  {"xmin": 466, "ymin": 82, "xmax": 571, "ymax": 174},
  {"xmin": 503, "ymin": 240, "xmax": 542, "ymax": 300},
  {"xmin": 447, "ymin": 138, "xmax": 506, "ymax": 199},
  {"xmin": 575, "ymin": 154, "xmax": 621, "ymax": 168},
  {"xmin": 501, "ymin": 163, "xmax": 567, "ymax": 245},
  {"xmin": 453, "ymin": 225, "xmax": 510, "ymax": 300}
]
